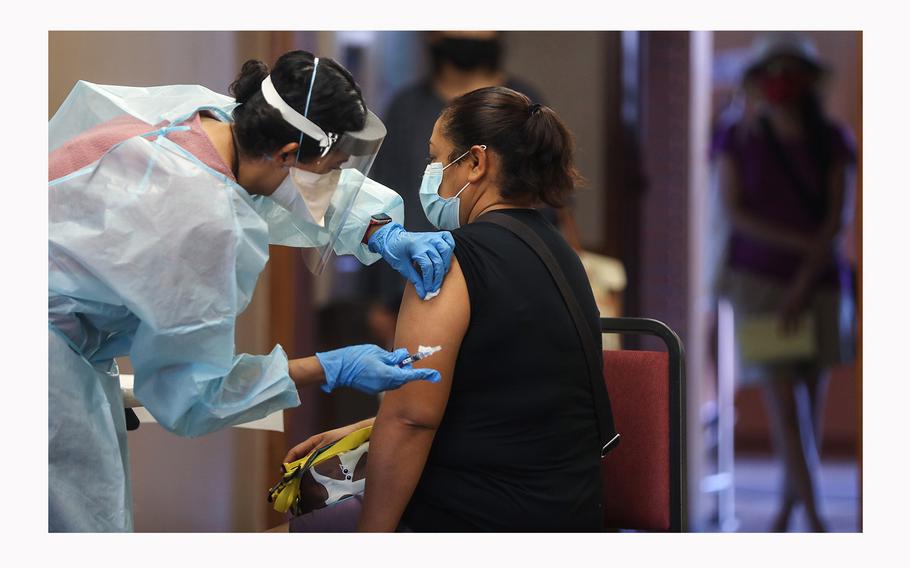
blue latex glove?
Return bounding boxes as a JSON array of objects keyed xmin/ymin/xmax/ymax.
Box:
[
  {"xmin": 316, "ymin": 344, "xmax": 441, "ymax": 395},
  {"xmin": 368, "ymin": 222, "xmax": 455, "ymax": 300}
]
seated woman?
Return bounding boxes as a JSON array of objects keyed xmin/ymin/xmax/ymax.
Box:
[{"xmin": 284, "ymin": 86, "xmax": 614, "ymax": 532}]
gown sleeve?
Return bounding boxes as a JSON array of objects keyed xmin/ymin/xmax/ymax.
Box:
[
  {"xmin": 331, "ymin": 175, "xmax": 405, "ymax": 265},
  {"xmin": 51, "ymin": 134, "xmax": 301, "ymax": 437}
]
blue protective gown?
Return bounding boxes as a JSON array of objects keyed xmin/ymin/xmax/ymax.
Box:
[{"xmin": 48, "ymin": 81, "xmax": 403, "ymax": 531}]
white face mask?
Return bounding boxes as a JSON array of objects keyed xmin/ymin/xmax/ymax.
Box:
[{"xmin": 288, "ymin": 167, "xmax": 342, "ymax": 227}]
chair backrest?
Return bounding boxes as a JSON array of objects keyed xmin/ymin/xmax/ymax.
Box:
[
  {"xmin": 601, "ymin": 350, "xmax": 671, "ymax": 530},
  {"xmin": 599, "ymin": 317, "xmax": 686, "ymax": 532}
]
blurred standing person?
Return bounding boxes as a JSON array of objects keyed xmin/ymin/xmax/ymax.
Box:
[
  {"xmin": 364, "ymin": 31, "xmax": 547, "ymax": 308},
  {"xmin": 714, "ymin": 33, "xmax": 856, "ymax": 532}
]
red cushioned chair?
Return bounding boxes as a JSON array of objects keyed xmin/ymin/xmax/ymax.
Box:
[{"xmin": 600, "ymin": 317, "xmax": 687, "ymax": 532}]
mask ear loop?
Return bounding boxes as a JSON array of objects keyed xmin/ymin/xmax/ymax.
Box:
[
  {"xmin": 453, "ymin": 181, "xmax": 471, "ymax": 198},
  {"xmin": 451, "ymin": 145, "xmax": 487, "ymax": 198},
  {"xmin": 442, "ymin": 148, "xmax": 471, "ymax": 171},
  {"xmin": 443, "ymin": 144, "xmax": 487, "ymax": 171}
]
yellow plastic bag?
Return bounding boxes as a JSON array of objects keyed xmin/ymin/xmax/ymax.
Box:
[{"xmin": 268, "ymin": 426, "xmax": 372, "ymax": 516}]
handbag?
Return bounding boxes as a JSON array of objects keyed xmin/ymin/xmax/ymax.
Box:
[
  {"xmin": 268, "ymin": 425, "xmax": 372, "ymax": 517},
  {"xmin": 736, "ymin": 312, "xmax": 818, "ymax": 364}
]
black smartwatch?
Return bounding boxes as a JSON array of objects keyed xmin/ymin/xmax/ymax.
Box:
[
  {"xmin": 370, "ymin": 213, "xmax": 393, "ymax": 225},
  {"xmin": 368, "ymin": 213, "xmax": 393, "ymax": 233},
  {"xmin": 364, "ymin": 213, "xmax": 394, "ymax": 244}
]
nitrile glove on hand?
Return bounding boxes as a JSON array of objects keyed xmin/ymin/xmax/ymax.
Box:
[
  {"xmin": 368, "ymin": 222, "xmax": 455, "ymax": 300},
  {"xmin": 316, "ymin": 344, "xmax": 441, "ymax": 395}
]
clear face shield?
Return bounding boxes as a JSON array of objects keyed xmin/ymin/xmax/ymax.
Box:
[
  {"xmin": 260, "ymin": 62, "xmax": 386, "ymax": 274},
  {"xmin": 289, "ymin": 110, "xmax": 385, "ymax": 274}
]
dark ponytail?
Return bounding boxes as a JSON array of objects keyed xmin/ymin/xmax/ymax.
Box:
[
  {"xmin": 229, "ymin": 59, "xmax": 269, "ymax": 105},
  {"xmin": 229, "ymin": 50, "xmax": 366, "ymax": 160},
  {"xmin": 441, "ymin": 86, "xmax": 581, "ymax": 208}
]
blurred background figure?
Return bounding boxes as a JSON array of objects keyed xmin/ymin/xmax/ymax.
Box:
[
  {"xmin": 712, "ymin": 32, "xmax": 857, "ymax": 532},
  {"xmin": 372, "ymin": 31, "xmax": 544, "ymax": 234},
  {"xmin": 363, "ymin": 31, "xmax": 548, "ymax": 310}
]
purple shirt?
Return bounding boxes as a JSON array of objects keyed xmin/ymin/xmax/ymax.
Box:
[{"xmin": 713, "ymin": 118, "xmax": 855, "ymax": 288}]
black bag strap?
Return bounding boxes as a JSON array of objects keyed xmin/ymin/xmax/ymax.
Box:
[
  {"xmin": 478, "ymin": 211, "xmax": 620, "ymax": 457},
  {"xmin": 759, "ymin": 115, "xmax": 828, "ymax": 222}
]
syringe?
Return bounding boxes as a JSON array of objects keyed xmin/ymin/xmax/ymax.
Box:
[{"xmin": 397, "ymin": 345, "xmax": 442, "ymax": 367}]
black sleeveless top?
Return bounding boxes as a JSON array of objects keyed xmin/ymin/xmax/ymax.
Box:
[{"xmin": 400, "ymin": 208, "xmax": 603, "ymax": 532}]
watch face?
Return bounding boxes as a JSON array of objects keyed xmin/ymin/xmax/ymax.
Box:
[{"xmin": 371, "ymin": 213, "xmax": 392, "ymax": 222}]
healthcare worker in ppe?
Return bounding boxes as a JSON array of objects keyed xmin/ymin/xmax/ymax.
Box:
[{"xmin": 48, "ymin": 50, "xmax": 454, "ymax": 532}]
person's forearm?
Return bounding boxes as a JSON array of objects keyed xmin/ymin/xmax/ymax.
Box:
[
  {"xmin": 354, "ymin": 416, "xmax": 377, "ymax": 430},
  {"xmin": 287, "ymin": 356, "xmax": 326, "ymax": 390},
  {"xmin": 792, "ymin": 194, "xmax": 845, "ymax": 292},
  {"xmin": 358, "ymin": 415, "xmax": 437, "ymax": 532}
]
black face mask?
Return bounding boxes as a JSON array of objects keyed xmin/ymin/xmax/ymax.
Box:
[{"xmin": 430, "ymin": 37, "xmax": 502, "ymax": 72}]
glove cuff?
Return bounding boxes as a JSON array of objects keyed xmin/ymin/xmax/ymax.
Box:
[
  {"xmin": 367, "ymin": 221, "xmax": 403, "ymax": 255},
  {"xmin": 315, "ymin": 351, "xmax": 342, "ymax": 393}
]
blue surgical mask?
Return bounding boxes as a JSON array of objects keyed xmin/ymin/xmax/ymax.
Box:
[{"xmin": 419, "ymin": 146, "xmax": 485, "ymax": 230}]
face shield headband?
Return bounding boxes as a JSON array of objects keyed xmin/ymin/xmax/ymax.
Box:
[
  {"xmin": 259, "ymin": 58, "xmax": 386, "ymax": 163},
  {"xmin": 260, "ymin": 58, "xmax": 338, "ymax": 160}
]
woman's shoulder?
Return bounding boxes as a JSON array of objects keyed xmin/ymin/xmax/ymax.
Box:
[
  {"xmin": 451, "ymin": 209, "xmax": 570, "ymax": 275},
  {"xmin": 451, "ymin": 210, "xmax": 547, "ymax": 250},
  {"xmin": 448, "ymin": 215, "xmax": 525, "ymax": 296},
  {"xmin": 454, "ymin": 209, "xmax": 555, "ymax": 239},
  {"xmin": 451, "ymin": 218, "xmax": 506, "ymax": 247}
]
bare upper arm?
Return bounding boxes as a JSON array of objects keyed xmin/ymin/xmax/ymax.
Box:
[{"xmin": 379, "ymin": 256, "xmax": 470, "ymax": 429}]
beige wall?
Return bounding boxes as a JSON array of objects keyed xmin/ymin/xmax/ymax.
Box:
[
  {"xmin": 49, "ymin": 31, "xmax": 271, "ymax": 118},
  {"xmin": 50, "ymin": 31, "xmax": 281, "ymax": 532},
  {"xmin": 504, "ymin": 31, "xmax": 609, "ymax": 251}
]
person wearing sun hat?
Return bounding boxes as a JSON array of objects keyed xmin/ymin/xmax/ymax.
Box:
[{"xmin": 713, "ymin": 32, "xmax": 857, "ymax": 532}]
